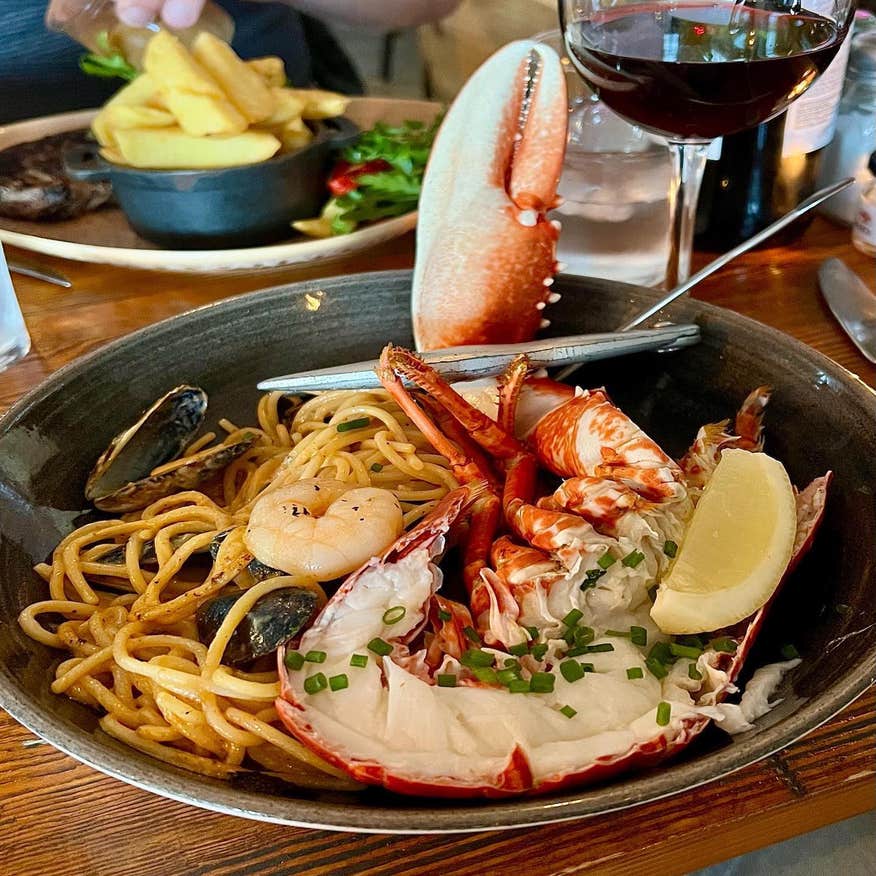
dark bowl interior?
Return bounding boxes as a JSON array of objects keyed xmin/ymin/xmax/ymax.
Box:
[{"xmin": 0, "ymin": 270, "xmax": 874, "ymax": 833}]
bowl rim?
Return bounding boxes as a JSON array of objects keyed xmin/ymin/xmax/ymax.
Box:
[{"xmin": 1, "ymin": 269, "xmax": 874, "ymax": 833}]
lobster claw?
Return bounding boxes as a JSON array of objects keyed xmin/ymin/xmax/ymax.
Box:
[{"xmin": 412, "ymin": 40, "xmax": 568, "ymax": 351}]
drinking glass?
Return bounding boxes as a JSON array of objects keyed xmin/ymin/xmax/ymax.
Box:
[
  {"xmin": 0, "ymin": 244, "xmax": 31, "ymax": 372},
  {"xmin": 559, "ymin": 0, "xmax": 856, "ymax": 285}
]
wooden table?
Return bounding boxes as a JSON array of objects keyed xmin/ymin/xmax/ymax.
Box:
[{"xmin": 1, "ymin": 217, "xmax": 873, "ymax": 875}]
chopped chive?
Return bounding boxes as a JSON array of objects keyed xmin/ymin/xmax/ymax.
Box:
[
  {"xmin": 627, "ymin": 666, "xmax": 644, "ymax": 680},
  {"xmin": 472, "ymin": 666, "xmax": 499, "ymax": 684},
  {"xmin": 337, "ymin": 416, "xmax": 370, "ymax": 432},
  {"xmin": 530, "ymin": 672, "xmax": 555, "ymax": 693},
  {"xmin": 669, "ymin": 642, "xmax": 703, "ymax": 660},
  {"xmin": 305, "ymin": 650, "xmax": 327, "ymax": 664},
  {"xmin": 284, "ymin": 650, "xmax": 304, "ymax": 670},
  {"xmin": 437, "ymin": 609, "xmax": 452, "ymax": 623},
  {"xmin": 622, "ymin": 549, "xmax": 646, "ymax": 568},
  {"xmin": 560, "ymin": 659, "xmax": 585, "ymax": 683},
  {"xmin": 349, "ymin": 653, "xmax": 368, "ymax": 669},
  {"xmin": 563, "ymin": 608, "xmax": 584, "ymax": 627},
  {"xmin": 503, "ymin": 658, "xmax": 521, "ymax": 670},
  {"xmin": 564, "ymin": 646, "xmax": 587, "ymax": 658},
  {"xmin": 656, "ymin": 701, "xmax": 671, "ymax": 726},
  {"xmin": 597, "ymin": 552, "xmax": 617, "ymax": 570},
  {"xmin": 508, "ymin": 642, "xmax": 529, "ymax": 657},
  {"xmin": 497, "ymin": 667, "xmax": 520, "ymax": 685},
  {"xmin": 580, "ymin": 662, "xmax": 595, "ymax": 673},
  {"xmin": 370, "ymin": 462, "xmax": 384, "ymax": 472},
  {"xmin": 463, "ymin": 625, "xmax": 481, "ymax": 644},
  {"xmin": 460, "ymin": 648, "xmax": 494, "ymax": 668},
  {"xmin": 436, "ymin": 673, "xmax": 457, "ymax": 688},
  {"xmin": 835, "ymin": 603, "xmax": 852, "ymax": 616},
  {"xmin": 781, "ymin": 643, "xmax": 800, "ymax": 660},
  {"xmin": 508, "ymin": 678, "xmax": 531, "ymax": 693},
  {"xmin": 630, "ymin": 626, "xmax": 648, "ymax": 647},
  {"xmin": 303, "ymin": 672, "xmax": 328, "ymax": 694},
  {"xmin": 382, "ymin": 605, "xmax": 406, "ymax": 625},
  {"xmin": 580, "ymin": 568, "xmax": 606, "ymax": 590},
  {"xmin": 525, "ymin": 626, "xmax": 540, "ymax": 642},
  {"xmin": 677, "ymin": 634, "xmax": 705, "ymax": 650},
  {"xmin": 367, "ymin": 637, "xmax": 392, "ymax": 657},
  {"xmin": 573, "ymin": 626, "xmax": 595, "ymax": 646},
  {"xmin": 531, "ymin": 643, "xmax": 549, "ymax": 661},
  {"xmin": 329, "ymin": 673, "xmax": 349, "ymax": 692},
  {"xmin": 559, "ymin": 704, "xmax": 577, "ymax": 719},
  {"xmin": 663, "ymin": 539, "xmax": 678, "ymax": 558},
  {"xmin": 709, "ymin": 637, "xmax": 738, "ymax": 654},
  {"xmin": 648, "ymin": 641, "xmax": 673, "ymax": 665},
  {"xmin": 688, "ymin": 663, "xmax": 703, "ymax": 681},
  {"xmin": 606, "ymin": 629, "xmax": 631, "ymax": 638},
  {"xmin": 583, "ymin": 643, "xmax": 614, "ymax": 653},
  {"xmin": 562, "ymin": 628, "xmax": 577, "ymax": 645},
  {"xmin": 646, "ymin": 657, "xmax": 669, "ymax": 679}
]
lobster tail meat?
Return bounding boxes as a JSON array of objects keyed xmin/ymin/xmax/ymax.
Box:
[{"xmin": 412, "ymin": 40, "xmax": 568, "ymax": 350}]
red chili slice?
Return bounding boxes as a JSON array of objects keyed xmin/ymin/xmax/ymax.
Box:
[{"xmin": 327, "ymin": 159, "xmax": 393, "ymax": 195}]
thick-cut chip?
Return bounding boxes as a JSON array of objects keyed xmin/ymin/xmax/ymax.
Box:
[
  {"xmin": 104, "ymin": 73, "xmax": 162, "ymax": 108},
  {"xmin": 162, "ymin": 90, "xmax": 248, "ymax": 136},
  {"xmin": 246, "ymin": 56, "xmax": 287, "ymax": 87},
  {"xmin": 192, "ymin": 32, "xmax": 274, "ymax": 123},
  {"xmin": 103, "ymin": 105, "xmax": 176, "ymax": 130},
  {"xmin": 289, "ymin": 89, "xmax": 350, "ymax": 120},
  {"xmin": 280, "ymin": 117, "xmax": 313, "ymax": 151},
  {"xmin": 261, "ymin": 88, "xmax": 307, "ymax": 126},
  {"xmin": 113, "ymin": 127, "xmax": 281, "ymax": 169},
  {"xmin": 144, "ymin": 31, "xmax": 224, "ymax": 98}
]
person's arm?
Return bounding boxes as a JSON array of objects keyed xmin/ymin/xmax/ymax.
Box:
[{"xmin": 114, "ymin": 0, "xmax": 460, "ymax": 30}]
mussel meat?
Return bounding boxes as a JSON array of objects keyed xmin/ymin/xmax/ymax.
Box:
[
  {"xmin": 196, "ymin": 583, "xmax": 318, "ymax": 667},
  {"xmin": 85, "ymin": 385, "xmax": 256, "ymax": 513}
]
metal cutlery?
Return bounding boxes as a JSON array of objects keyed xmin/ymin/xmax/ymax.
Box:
[
  {"xmin": 257, "ymin": 324, "xmax": 701, "ymax": 392},
  {"xmin": 818, "ymin": 257, "xmax": 876, "ymax": 364},
  {"xmin": 8, "ymin": 255, "xmax": 72, "ymax": 288}
]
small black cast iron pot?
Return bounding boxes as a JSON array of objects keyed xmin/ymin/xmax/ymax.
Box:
[{"xmin": 64, "ymin": 117, "xmax": 358, "ymax": 249}]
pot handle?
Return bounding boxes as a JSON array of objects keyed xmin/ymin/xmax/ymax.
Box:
[
  {"xmin": 64, "ymin": 142, "xmax": 113, "ymax": 181},
  {"xmin": 323, "ymin": 116, "xmax": 360, "ymax": 149}
]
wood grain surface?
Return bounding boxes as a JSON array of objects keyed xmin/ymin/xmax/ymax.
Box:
[{"xmin": 1, "ymin": 217, "xmax": 874, "ymax": 876}]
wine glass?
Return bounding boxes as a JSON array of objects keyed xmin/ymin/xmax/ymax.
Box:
[{"xmin": 559, "ymin": 0, "xmax": 855, "ymax": 286}]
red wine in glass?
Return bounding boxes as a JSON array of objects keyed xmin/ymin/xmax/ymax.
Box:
[{"xmin": 564, "ymin": 1, "xmax": 846, "ymax": 141}]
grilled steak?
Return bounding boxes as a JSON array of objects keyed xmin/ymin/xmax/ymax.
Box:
[{"xmin": 0, "ymin": 130, "xmax": 113, "ymax": 221}]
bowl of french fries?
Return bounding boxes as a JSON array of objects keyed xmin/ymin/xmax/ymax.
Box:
[{"xmin": 64, "ymin": 31, "xmax": 358, "ymax": 248}]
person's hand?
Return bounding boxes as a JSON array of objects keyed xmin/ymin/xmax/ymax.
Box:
[{"xmin": 115, "ymin": 0, "xmax": 206, "ymax": 29}]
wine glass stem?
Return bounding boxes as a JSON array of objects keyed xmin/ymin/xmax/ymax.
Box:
[{"xmin": 665, "ymin": 141, "xmax": 710, "ymax": 288}]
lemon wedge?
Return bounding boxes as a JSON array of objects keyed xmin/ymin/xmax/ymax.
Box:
[{"xmin": 651, "ymin": 448, "xmax": 797, "ymax": 635}]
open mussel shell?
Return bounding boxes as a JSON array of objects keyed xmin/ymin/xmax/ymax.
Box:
[
  {"xmin": 85, "ymin": 385, "xmax": 207, "ymax": 503},
  {"xmin": 90, "ymin": 434, "xmax": 258, "ymax": 513},
  {"xmin": 196, "ymin": 583, "xmax": 318, "ymax": 668}
]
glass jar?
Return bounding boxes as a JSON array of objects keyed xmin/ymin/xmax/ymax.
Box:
[
  {"xmin": 818, "ymin": 25, "xmax": 876, "ymax": 224},
  {"xmin": 45, "ymin": 0, "xmax": 235, "ymax": 69}
]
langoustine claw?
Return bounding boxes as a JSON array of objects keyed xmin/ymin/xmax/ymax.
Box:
[{"xmin": 411, "ymin": 40, "xmax": 568, "ymax": 350}]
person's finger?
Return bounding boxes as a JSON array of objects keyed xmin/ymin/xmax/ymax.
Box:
[
  {"xmin": 160, "ymin": 0, "xmax": 207, "ymax": 29},
  {"xmin": 115, "ymin": 0, "xmax": 164, "ymax": 28}
]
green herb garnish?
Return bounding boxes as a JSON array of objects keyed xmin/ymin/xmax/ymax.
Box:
[
  {"xmin": 382, "ymin": 605, "xmax": 406, "ymax": 625},
  {"xmin": 656, "ymin": 701, "xmax": 672, "ymax": 726},
  {"xmin": 367, "ymin": 637, "xmax": 392, "ymax": 657},
  {"xmin": 304, "ymin": 672, "xmax": 328, "ymax": 695},
  {"xmin": 337, "ymin": 416, "xmax": 370, "ymax": 432},
  {"xmin": 436, "ymin": 673, "xmax": 457, "ymax": 688},
  {"xmin": 284, "ymin": 650, "xmax": 304, "ymax": 670},
  {"xmin": 329, "ymin": 673, "xmax": 349, "ymax": 692},
  {"xmin": 663, "ymin": 540, "xmax": 678, "ymax": 558},
  {"xmin": 627, "ymin": 667, "xmax": 644, "ymax": 680},
  {"xmin": 349, "ymin": 653, "xmax": 368, "ymax": 668},
  {"xmin": 559, "ymin": 704, "xmax": 577, "ymax": 719}
]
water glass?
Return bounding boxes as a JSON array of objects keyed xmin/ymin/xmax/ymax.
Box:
[
  {"xmin": 0, "ymin": 244, "xmax": 32, "ymax": 372},
  {"xmin": 535, "ymin": 31, "xmax": 672, "ymax": 287}
]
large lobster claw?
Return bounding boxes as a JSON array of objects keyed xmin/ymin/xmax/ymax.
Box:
[{"xmin": 412, "ymin": 40, "xmax": 568, "ymax": 351}]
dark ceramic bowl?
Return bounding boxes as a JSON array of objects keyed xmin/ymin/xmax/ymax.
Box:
[
  {"xmin": 0, "ymin": 271, "xmax": 874, "ymax": 833},
  {"xmin": 63, "ymin": 117, "xmax": 358, "ymax": 249}
]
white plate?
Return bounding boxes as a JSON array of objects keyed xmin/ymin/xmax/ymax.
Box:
[{"xmin": 0, "ymin": 98, "xmax": 440, "ymax": 273}]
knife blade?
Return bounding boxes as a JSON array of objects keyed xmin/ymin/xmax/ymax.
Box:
[
  {"xmin": 8, "ymin": 256, "xmax": 72, "ymax": 288},
  {"xmin": 257, "ymin": 324, "xmax": 700, "ymax": 392},
  {"xmin": 818, "ymin": 258, "xmax": 876, "ymax": 364}
]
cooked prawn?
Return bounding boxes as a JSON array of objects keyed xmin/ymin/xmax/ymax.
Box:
[{"xmin": 244, "ymin": 478, "xmax": 403, "ymax": 581}]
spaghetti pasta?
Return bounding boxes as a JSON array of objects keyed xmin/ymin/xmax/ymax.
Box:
[{"xmin": 19, "ymin": 389, "xmax": 456, "ymax": 788}]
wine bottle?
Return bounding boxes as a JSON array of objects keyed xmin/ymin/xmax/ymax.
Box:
[{"xmin": 695, "ymin": 5, "xmax": 854, "ymax": 251}]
